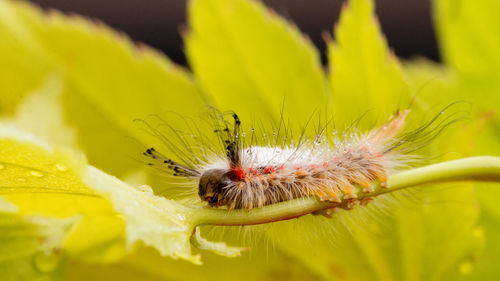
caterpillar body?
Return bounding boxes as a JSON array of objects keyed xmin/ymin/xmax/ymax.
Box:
[{"xmin": 143, "ymin": 108, "xmax": 452, "ymax": 210}]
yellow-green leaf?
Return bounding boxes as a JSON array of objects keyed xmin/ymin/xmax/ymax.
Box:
[
  {"xmin": 186, "ymin": 0, "xmax": 328, "ymax": 126},
  {"xmin": 0, "ymin": 124, "xmax": 319, "ymax": 280},
  {"xmin": 65, "ymin": 244, "xmax": 320, "ymax": 281},
  {"xmin": 434, "ymin": 0, "xmax": 500, "ymax": 92},
  {"xmin": 190, "ymin": 227, "xmax": 245, "ymax": 258},
  {"xmin": 259, "ymin": 1, "xmax": 481, "ymax": 280},
  {"xmin": 0, "ymin": 123, "xmax": 209, "ymax": 265},
  {"xmin": 0, "ymin": 196, "xmax": 76, "ymax": 281},
  {"xmin": 265, "ymin": 185, "xmax": 480, "ymax": 281},
  {"xmin": 0, "ymin": 0, "xmax": 208, "ymax": 181},
  {"xmin": 433, "ymin": 1, "xmax": 500, "ymax": 278},
  {"xmin": 0, "ymin": 122, "xmax": 125, "ymax": 264},
  {"xmin": 83, "ymin": 169, "xmax": 201, "ymax": 264},
  {"xmin": 328, "ymin": 0, "xmax": 408, "ymax": 127}
]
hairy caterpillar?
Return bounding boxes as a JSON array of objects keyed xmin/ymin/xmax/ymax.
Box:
[{"xmin": 142, "ymin": 106, "xmax": 458, "ymax": 210}]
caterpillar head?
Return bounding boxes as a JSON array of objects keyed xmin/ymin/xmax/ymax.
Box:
[{"xmin": 198, "ymin": 169, "xmax": 232, "ymax": 206}]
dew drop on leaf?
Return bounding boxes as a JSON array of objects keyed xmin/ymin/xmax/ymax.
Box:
[
  {"xmin": 137, "ymin": 185, "xmax": 154, "ymax": 194},
  {"xmin": 54, "ymin": 164, "xmax": 68, "ymax": 172},
  {"xmin": 33, "ymin": 251, "xmax": 60, "ymax": 273},
  {"xmin": 29, "ymin": 170, "xmax": 44, "ymax": 177}
]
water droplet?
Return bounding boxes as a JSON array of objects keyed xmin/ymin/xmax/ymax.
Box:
[
  {"xmin": 33, "ymin": 251, "xmax": 60, "ymax": 273},
  {"xmin": 55, "ymin": 164, "xmax": 68, "ymax": 172},
  {"xmin": 137, "ymin": 185, "xmax": 153, "ymax": 194},
  {"xmin": 30, "ymin": 170, "xmax": 44, "ymax": 177},
  {"xmin": 17, "ymin": 177, "xmax": 26, "ymax": 183}
]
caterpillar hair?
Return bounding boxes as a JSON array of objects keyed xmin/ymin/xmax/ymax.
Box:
[{"xmin": 142, "ymin": 104, "xmax": 464, "ymax": 210}]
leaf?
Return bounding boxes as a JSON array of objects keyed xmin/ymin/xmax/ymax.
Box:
[
  {"xmin": 404, "ymin": 59, "xmax": 499, "ymax": 281},
  {"xmin": 83, "ymin": 169, "xmax": 201, "ymax": 264},
  {"xmin": 186, "ymin": 0, "xmax": 328, "ymax": 127},
  {"xmin": 434, "ymin": 0, "xmax": 500, "ymax": 95},
  {"xmin": 327, "ymin": 0, "xmax": 408, "ymax": 128},
  {"xmin": 433, "ymin": 1, "xmax": 500, "ymax": 278},
  {"xmin": 433, "ymin": 0, "xmax": 500, "ymax": 124},
  {"xmin": 454, "ymin": 213, "xmax": 499, "ymax": 281},
  {"xmin": 0, "ymin": 0, "xmax": 208, "ymax": 182},
  {"xmin": 64, "ymin": 243, "xmax": 320, "ymax": 281},
  {"xmin": 190, "ymin": 227, "xmax": 246, "ymax": 258},
  {"xmin": 260, "ymin": 1, "xmax": 481, "ymax": 280},
  {"xmin": 0, "ymin": 122, "xmax": 126, "ymax": 264},
  {"xmin": 0, "ymin": 0, "xmax": 495, "ymax": 279},
  {"xmin": 0, "ymin": 123, "xmax": 212, "ymax": 266},
  {"xmin": 264, "ymin": 186, "xmax": 480, "ymax": 281},
  {"xmin": 0, "ymin": 196, "xmax": 76, "ymax": 281},
  {"xmin": 13, "ymin": 74, "xmax": 78, "ymax": 150},
  {"xmin": 0, "ymin": 1, "xmax": 54, "ymax": 115}
]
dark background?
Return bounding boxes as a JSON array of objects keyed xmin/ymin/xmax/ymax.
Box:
[{"xmin": 30, "ymin": 0, "xmax": 439, "ymax": 65}]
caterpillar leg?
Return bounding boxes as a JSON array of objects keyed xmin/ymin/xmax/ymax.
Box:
[{"xmin": 312, "ymin": 207, "xmax": 339, "ymax": 218}]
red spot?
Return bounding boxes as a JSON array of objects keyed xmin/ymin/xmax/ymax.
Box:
[
  {"xmin": 322, "ymin": 161, "xmax": 330, "ymax": 168},
  {"xmin": 229, "ymin": 168, "xmax": 245, "ymax": 180},
  {"xmin": 276, "ymin": 164, "xmax": 285, "ymax": 170},
  {"xmin": 249, "ymin": 168, "xmax": 259, "ymax": 175},
  {"xmin": 264, "ymin": 166, "xmax": 275, "ymax": 173},
  {"xmin": 295, "ymin": 166, "xmax": 302, "ymax": 170}
]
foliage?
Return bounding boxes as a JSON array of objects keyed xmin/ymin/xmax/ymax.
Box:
[{"xmin": 0, "ymin": 0, "xmax": 498, "ymax": 280}]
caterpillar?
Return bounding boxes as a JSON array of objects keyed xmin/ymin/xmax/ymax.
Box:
[{"xmin": 142, "ymin": 106, "xmax": 459, "ymax": 210}]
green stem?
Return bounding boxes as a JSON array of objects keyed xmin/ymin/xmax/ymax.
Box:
[{"xmin": 191, "ymin": 156, "xmax": 500, "ymax": 226}]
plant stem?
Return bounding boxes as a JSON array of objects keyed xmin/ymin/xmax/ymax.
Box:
[{"xmin": 191, "ymin": 156, "xmax": 500, "ymax": 226}]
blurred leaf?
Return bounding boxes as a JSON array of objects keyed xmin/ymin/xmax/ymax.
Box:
[
  {"xmin": 186, "ymin": 0, "xmax": 328, "ymax": 126},
  {"xmin": 0, "ymin": 197, "xmax": 76, "ymax": 281},
  {"xmin": 433, "ymin": 0, "xmax": 500, "ymax": 279},
  {"xmin": 0, "ymin": 0, "xmax": 326, "ymax": 279},
  {"xmin": 0, "ymin": 1, "xmax": 54, "ymax": 115},
  {"xmin": 0, "ymin": 0, "xmax": 495, "ymax": 280},
  {"xmin": 402, "ymin": 58, "xmax": 457, "ymax": 109},
  {"xmin": 434, "ymin": 0, "xmax": 500, "ymax": 110},
  {"xmin": 13, "ymin": 74, "xmax": 78, "ymax": 151},
  {"xmin": 265, "ymin": 185, "xmax": 480, "ymax": 281},
  {"xmin": 454, "ymin": 213, "xmax": 500, "ymax": 281},
  {"xmin": 65, "ymin": 244, "xmax": 321, "ymax": 281},
  {"xmin": 262, "ymin": 1, "xmax": 480, "ymax": 280},
  {"xmin": 432, "ymin": 0, "xmax": 500, "ymax": 152},
  {"xmin": 0, "ymin": 0, "xmax": 208, "ymax": 181},
  {"xmin": 327, "ymin": 0, "xmax": 408, "ymax": 127}
]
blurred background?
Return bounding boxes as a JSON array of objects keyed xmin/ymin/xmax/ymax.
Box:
[{"xmin": 29, "ymin": 0, "xmax": 439, "ymax": 65}]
